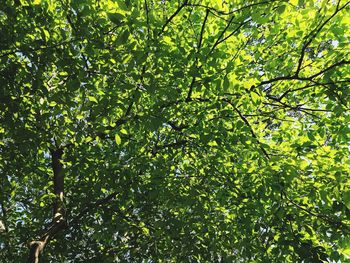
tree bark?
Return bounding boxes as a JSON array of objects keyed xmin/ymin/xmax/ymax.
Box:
[{"xmin": 27, "ymin": 148, "xmax": 67, "ymax": 263}]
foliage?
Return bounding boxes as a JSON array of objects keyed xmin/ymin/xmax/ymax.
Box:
[{"xmin": 0, "ymin": 0, "xmax": 350, "ymax": 262}]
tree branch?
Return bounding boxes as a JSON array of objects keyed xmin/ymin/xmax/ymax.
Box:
[
  {"xmin": 295, "ymin": 1, "xmax": 349, "ymax": 76},
  {"xmin": 159, "ymin": 0, "xmax": 188, "ymax": 35},
  {"xmin": 282, "ymin": 191, "xmax": 350, "ymax": 233},
  {"xmin": 223, "ymin": 99, "xmax": 270, "ymax": 159},
  {"xmin": 69, "ymin": 192, "xmax": 119, "ymax": 228},
  {"xmin": 186, "ymin": 9, "xmax": 210, "ymax": 102}
]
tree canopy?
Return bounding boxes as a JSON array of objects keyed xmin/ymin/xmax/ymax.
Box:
[{"xmin": 1, "ymin": 0, "xmax": 350, "ymax": 262}]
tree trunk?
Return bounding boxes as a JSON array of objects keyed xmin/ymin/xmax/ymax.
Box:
[{"xmin": 26, "ymin": 148, "xmax": 67, "ymax": 262}]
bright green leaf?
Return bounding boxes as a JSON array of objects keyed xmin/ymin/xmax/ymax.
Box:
[{"xmin": 115, "ymin": 134, "xmax": 121, "ymax": 145}]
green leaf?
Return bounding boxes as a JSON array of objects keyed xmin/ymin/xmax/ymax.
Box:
[
  {"xmin": 343, "ymin": 191, "xmax": 350, "ymax": 209},
  {"xmin": 223, "ymin": 75, "xmax": 229, "ymax": 90},
  {"xmin": 251, "ymin": 92, "xmax": 260, "ymax": 105},
  {"xmin": 117, "ymin": 29, "xmax": 130, "ymax": 44},
  {"xmin": 115, "ymin": 134, "xmax": 121, "ymax": 145},
  {"xmin": 88, "ymin": 96, "xmax": 98, "ymax": 103},
  {"xmin": 276, "ymin": 5, "xmax": 286, "ymax": 14},
  {"xmin": 116, "ymin": 0, "xmax": 130, "ymax": 11},
  {"xmin": 19, "ymin": 0, "xmax": 29, "ymax": 6},
  {"xmin": 251, "ymin": 12, "xmax": 269, "ymax": 24},
  {"xmin": 108, "ymin": 13, "xmax": 125, "ymax": 25}
]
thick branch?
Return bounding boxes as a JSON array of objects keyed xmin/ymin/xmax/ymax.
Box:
[
  {"xmin": 51, "ymin": 149, "xmax": 65, "ymax": 220},
  {"xmin": 309, "ymin": 60, "xmax": 350, "ymax": 79},
  {"xmin": 256, "ymin": 59, "xmax": 349, "ymax": 91},
  {"xmin": 144, "ymin": 0, "xmax": 150, "ymax": 39}
]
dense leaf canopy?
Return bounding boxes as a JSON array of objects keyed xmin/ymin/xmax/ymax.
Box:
[{"xmin": 1, "ymin": 0, "xmax": 350, "ymax": 262}]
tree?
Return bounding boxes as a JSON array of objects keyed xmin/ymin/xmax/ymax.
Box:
[{"xmin": 0, "ymin": 0, "xmax": 349, "ymax": 261}]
